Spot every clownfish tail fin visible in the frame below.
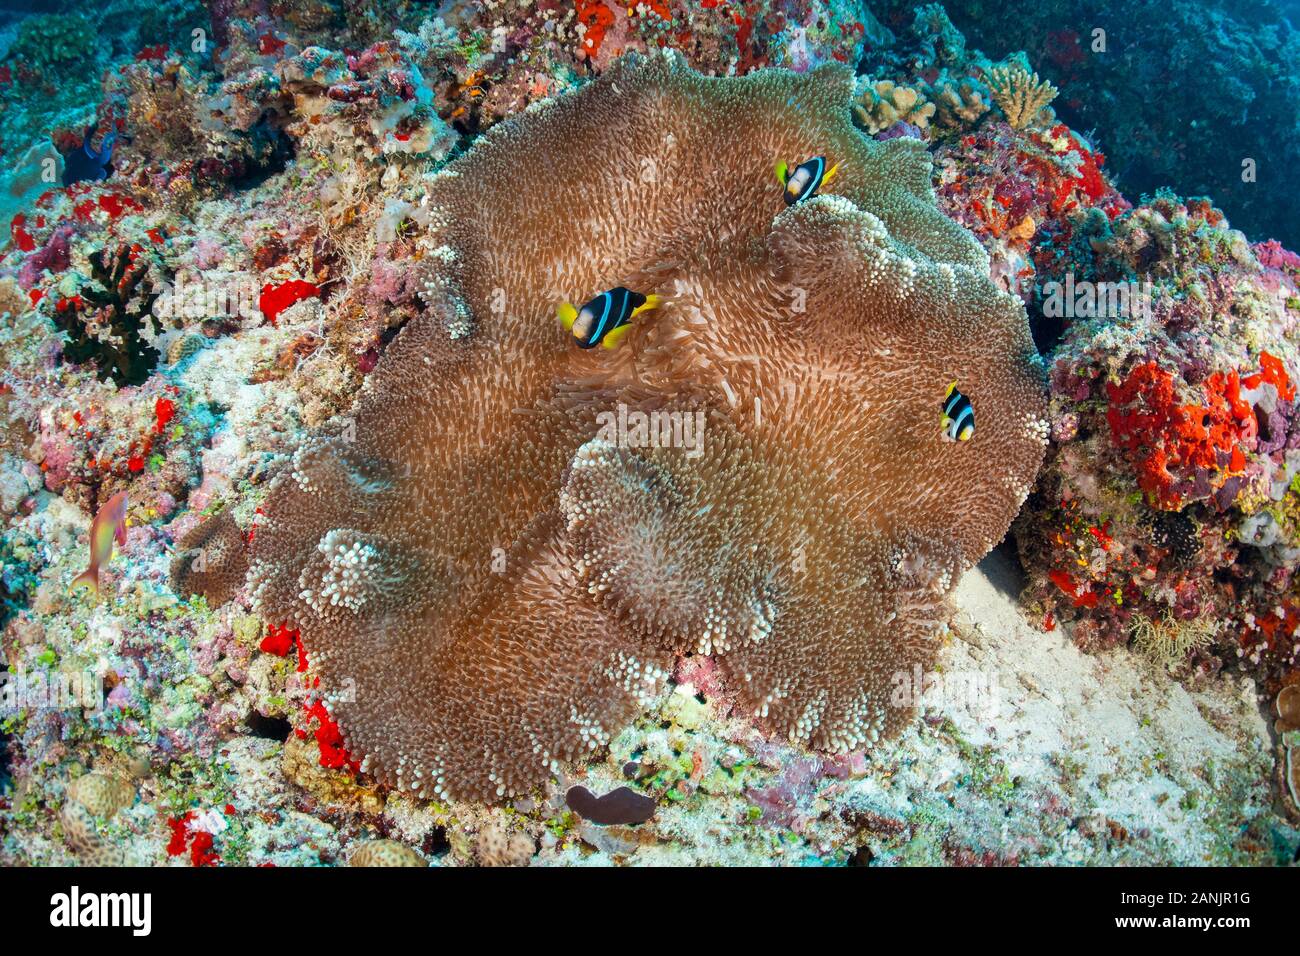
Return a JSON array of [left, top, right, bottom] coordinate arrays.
[[823, 161, 841, 185], [631, 294, 664, 318], [774, 159, 789, 185]]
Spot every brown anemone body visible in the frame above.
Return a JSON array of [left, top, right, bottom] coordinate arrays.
[[179, 53, 1047, 802]]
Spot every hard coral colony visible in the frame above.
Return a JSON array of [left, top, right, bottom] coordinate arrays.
[[0, 0, 1297, 876]]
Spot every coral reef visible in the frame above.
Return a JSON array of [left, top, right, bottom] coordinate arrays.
[[4, 14, 99, 77], [0, 0, 1297, 868], [1012, 192, 1300, 705], [872, 0, 1300, 249], [347, 838, 428, 866], [53, 245, 164, 387], [1129, 612, 1218, 671], [475, 821, 536, 866], [852, 79, 935, 135], [927, 74, 991, 130]]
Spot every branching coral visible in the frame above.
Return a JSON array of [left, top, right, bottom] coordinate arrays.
[[927, 74, 991, 130], [986, 59, 1058, 130], [53, 246, 164, 387], [175, 52, 1047, 802], [853, 79, 936, 135]]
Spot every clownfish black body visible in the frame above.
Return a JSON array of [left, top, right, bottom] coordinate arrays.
[[776, 156, 840, 206], [557, 287, 663, 349], [940, 381, 975, 442]]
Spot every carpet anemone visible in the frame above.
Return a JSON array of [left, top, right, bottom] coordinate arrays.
[[174, 51, 1047, 802]]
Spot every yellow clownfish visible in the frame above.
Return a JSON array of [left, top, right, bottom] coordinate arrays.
[[940, 381, 975, 442], [775, 156, 840, 206], [557, 287, 663, 349]]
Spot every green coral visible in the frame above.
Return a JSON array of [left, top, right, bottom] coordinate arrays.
[[0, 530, 40, 627], [5, 14, 98, 72], [98, 0, 208, 55]]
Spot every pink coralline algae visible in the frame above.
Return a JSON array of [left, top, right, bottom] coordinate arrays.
[[1255, 240, 1300, 273], [18, 224, 73, 290]]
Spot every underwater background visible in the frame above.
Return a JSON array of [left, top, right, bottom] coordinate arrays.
[[0, 0, 1298, 866]]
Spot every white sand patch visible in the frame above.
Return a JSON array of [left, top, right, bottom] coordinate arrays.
[[844, 548, 1278, 864]]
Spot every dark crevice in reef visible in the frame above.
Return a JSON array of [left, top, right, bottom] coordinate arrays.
[[0, 575, 33, 631], [226, 118, 295, 192], [421, 826, 450, 858], [440, 79, 492, 137], [847, 845, 874, 866], [0, 671, 11, 793], [245, 711, 292, 741], [377, 315, 409, 350], [980, 535, 1029, 599], [1026, 297, 1067, 356]]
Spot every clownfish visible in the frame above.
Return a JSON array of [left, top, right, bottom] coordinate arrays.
[[557, 287, 663, 349], [775, 156, 840, 206], [71, 491, 128, 598], [940, 382, 975, 442]]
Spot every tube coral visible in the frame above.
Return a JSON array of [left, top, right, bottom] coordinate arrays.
[[175, 52, 1048, 802]]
